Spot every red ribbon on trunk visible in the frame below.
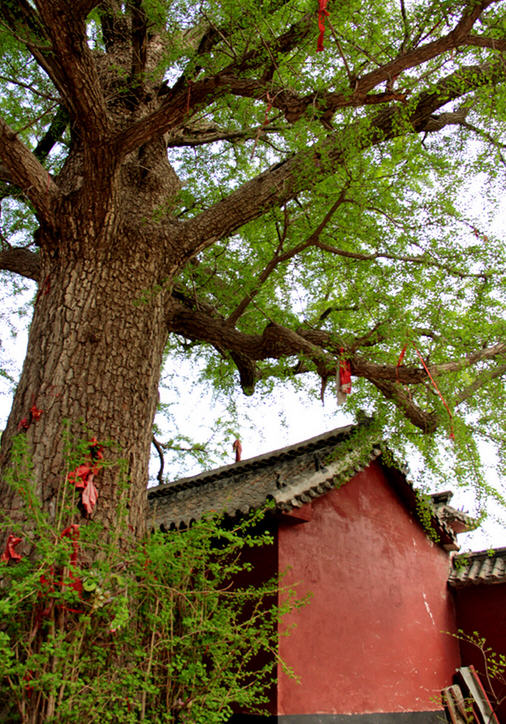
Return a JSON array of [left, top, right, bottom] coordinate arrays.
[[1, 534, 23, 562], [67, 438, 104, 514]]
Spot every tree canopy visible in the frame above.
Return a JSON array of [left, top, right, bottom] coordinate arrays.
[[0, 0, 505, 531]]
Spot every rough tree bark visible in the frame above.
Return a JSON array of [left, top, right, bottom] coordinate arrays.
[[0, 132, 185, 534]]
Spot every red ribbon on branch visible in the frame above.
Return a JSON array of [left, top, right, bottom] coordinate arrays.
[[337, 348, 352, 404], [317, 0, 329, 52], [396, 343, 408, 381], [397, 342, 455, 439]]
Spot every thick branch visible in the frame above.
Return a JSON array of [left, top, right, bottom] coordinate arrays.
[[0, 115, 60, 223], [0, 248, 40, 281], [129, 0, 148, 100], [306, 332, 506, 383], [98, 1, 130, 52], [33, 105, 69, 163], [463, 34, 506, 51], [368, 377, 439, 433], [0, 106, 68, 204], [167, 291, 506, 433], [27, 1, 109, 141]]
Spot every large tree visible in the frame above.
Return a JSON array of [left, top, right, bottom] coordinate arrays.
[[0, 0, 505, 537]]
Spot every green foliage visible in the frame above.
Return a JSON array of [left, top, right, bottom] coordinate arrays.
[[0, 437, 304, 722]]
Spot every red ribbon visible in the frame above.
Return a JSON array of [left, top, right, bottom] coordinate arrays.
[[1, 534, 23, 562], [233, 439, 242, 462], [68, 463, 99, 514], [397, 342, 455, 439], [17, 403, 43, 432], [339, 347, 352, 394], [317, 0, 329, 52], [67, 438, 104, 514], [412, 345, 455, 438], [396, 343, 408, 382]]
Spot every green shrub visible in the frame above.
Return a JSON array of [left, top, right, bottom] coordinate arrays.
[[0, 436, 305, 722]]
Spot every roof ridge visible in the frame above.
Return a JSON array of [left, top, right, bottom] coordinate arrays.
[[148, 422, 362, 500]]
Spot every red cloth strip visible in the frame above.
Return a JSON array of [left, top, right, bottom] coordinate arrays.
[[317, 0, 329, 52], [412, 345, 455, 439]]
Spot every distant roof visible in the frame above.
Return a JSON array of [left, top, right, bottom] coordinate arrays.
[[148, 422, 461, 550], [449, 547, 506, 587], [431, 490, 476, 535]]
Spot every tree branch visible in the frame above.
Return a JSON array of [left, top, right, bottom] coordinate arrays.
[[227, 190, 350, 325], [129, 0, 148, 101], [32, 105, 69, 163], [0, 247, 40, 281], [167, 290, 506, 433], [314, 238, 490, 279], [8, 0, 110, 143], [0, 106, 68, 203], [454, 363, 506, 407], [0, 115, 60, 223], [98, 0, 129, 52], [462, 34, 506, 51], [367, 377, 439, 433], [166, 123, 283, 148]]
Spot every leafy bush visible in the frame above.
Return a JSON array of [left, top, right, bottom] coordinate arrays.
[[0, 436, 305, 722]]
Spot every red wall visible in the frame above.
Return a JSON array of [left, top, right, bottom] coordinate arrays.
[[277, 461, 461, 716], [454, 584, 506, 721]]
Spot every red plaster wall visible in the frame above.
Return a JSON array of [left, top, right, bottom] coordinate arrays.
[[277, 461, 461, 716], [454, 584, 506, 721]]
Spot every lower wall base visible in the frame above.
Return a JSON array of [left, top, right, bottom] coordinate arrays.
[[229, 713, 448, 723]]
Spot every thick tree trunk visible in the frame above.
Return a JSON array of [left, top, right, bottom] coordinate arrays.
[[0, 229, 171, 538]]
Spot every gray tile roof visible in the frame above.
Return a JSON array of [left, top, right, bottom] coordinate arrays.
[[449, 547, 506, 587], [148, 423, 377, 526], [147, 422, 460, 549], [431, 490, 476, 534]]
